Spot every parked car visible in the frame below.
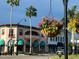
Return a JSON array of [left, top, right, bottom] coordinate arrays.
[[56, 50, 64, 55]]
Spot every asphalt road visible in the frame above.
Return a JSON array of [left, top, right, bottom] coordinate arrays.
[[0, 55, 50, 59]]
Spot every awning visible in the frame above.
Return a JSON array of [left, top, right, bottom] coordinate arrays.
[[32, 41, 39, 48], [0, 39, 4, 46], [40, 41, 45, 47], [18, 39, 24, 45]]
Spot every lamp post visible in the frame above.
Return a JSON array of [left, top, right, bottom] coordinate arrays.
[[63, 0, 68, 59]]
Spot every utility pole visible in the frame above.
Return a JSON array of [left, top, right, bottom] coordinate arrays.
[[63, 0, 68, 59]]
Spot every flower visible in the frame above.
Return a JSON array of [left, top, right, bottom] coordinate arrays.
[[38, 17, 63, 37]]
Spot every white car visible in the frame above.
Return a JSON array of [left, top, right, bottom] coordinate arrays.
[[56, 50, 64, 55]]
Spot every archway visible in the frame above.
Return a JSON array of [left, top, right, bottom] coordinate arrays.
[[7, 39, 14, 55], [40, 41, 45, 53], [32, 40, 39, 53], [26, 40, 30, 52], [25, 31, 39, 36]]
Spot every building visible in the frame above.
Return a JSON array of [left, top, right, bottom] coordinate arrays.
[[0, 24, 46, 55], [0, 24, 72, 55], [47, 28, 71, 53]]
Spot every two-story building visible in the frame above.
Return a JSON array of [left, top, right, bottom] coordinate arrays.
[[47, 28, 71, 53], [0, 24, 72, 55], [0, 24, 46, 55]]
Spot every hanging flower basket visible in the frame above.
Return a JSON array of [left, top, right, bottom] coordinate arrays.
[[38, 17, 63, 37]]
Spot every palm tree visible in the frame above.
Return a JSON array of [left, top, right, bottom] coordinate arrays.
[[7, 0, 19, 37], [67, 5, 77, 54], [7, 0, 19, 55], [67, 5, 77, 19], [25, 5, 37, 54], [62, 5, 78, 54]]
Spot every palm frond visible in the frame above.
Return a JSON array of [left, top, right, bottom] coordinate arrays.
[[7, 0, 19, 6], [15, 0, 20, 6], [25, 5, 37, 18]]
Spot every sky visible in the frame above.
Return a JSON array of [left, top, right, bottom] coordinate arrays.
[[0, 0, 79, 27]]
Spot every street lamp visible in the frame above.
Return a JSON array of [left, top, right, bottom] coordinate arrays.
[[63, 0, 68, 59]]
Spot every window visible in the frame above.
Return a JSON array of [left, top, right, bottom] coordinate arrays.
[[25, 31, 39, 36], [57, 37, 59, 42], [62, 37, 64, 42], [32, 31, 39, 35], [9, 29, 13, 37], [25, 31, 29, 35], [60, 37, 62, 42], [19, 29, 23, 35], [56, 37, 57, 42], [2, 29, 5, 35], [50, 37, 52, 41]]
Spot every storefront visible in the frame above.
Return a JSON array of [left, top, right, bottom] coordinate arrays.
[[17, 39, 24, 54], [48, 44, 57, 53], [40, 41, 45, 53], [0, 39, 4, 55], [32, 40, 39, 53], [7, 39, 14, 55]]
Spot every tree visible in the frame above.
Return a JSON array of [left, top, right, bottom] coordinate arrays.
[[25, 5, 37, 54], [67, 5, 77, 19], [7, 0, 20, 55], [7, 0, 19, 35], [67, 5, 78, 54]]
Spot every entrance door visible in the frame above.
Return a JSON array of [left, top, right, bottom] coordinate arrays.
[[7, 39, 14, 55]]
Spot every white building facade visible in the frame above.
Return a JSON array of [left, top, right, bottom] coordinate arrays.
[[47, 29, 71, 53]]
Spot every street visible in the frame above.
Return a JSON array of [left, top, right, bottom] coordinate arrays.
[[0, 55, 50, 59]]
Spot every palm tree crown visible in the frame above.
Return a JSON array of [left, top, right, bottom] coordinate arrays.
[[67, 5, 77, 19], [26, 5, 37, 18], [7, 0, 19, 6]]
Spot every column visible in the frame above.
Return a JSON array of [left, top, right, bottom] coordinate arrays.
[[14, 40, 17, 55], [23, 39, 26, 53], [4, 45, 7, 55], [45, 37, 48, 53]]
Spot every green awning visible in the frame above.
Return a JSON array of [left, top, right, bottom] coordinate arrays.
[[33, 41, 39, 48], [40, 41, 45, 47], [0, 39, 4, 46], [18, 39, 24, 45]]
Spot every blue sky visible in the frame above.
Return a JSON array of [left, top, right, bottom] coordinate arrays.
[[0, 0, 79, 27]]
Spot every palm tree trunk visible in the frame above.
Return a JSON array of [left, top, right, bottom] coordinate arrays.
[[71, 31, 75, 54], [9, 6, 13, 43], [9, 6, 13, 55], [29, 18, 32, 54], [10, 6, 13, 31]]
